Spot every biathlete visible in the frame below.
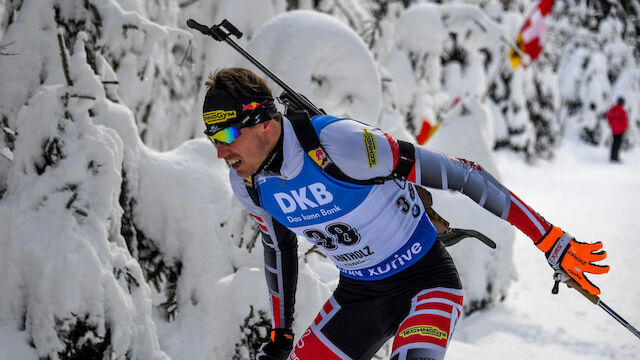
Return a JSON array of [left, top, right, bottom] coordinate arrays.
[[203, 68, 609, 360]]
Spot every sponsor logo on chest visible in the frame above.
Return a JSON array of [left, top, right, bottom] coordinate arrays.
[[273, 182, 334, 214]]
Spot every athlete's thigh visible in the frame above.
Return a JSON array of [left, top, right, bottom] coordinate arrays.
[[289, 295, 396, 360], [390, 287, 463, 360]]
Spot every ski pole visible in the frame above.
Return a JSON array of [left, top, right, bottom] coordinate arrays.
[[186, 18, 323, 117], [552, 272, 640, 340]]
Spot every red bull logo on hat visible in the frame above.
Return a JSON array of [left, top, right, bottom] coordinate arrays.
[[242, 102, 262, 111]]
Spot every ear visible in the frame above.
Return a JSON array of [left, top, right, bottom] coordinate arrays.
[[263, 119, 281, 141], [263, 119, 278, 132]]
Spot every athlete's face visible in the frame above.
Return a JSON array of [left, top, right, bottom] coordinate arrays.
[[215, 120, 279, 178]]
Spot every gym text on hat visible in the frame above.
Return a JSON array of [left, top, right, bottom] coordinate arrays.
[[204, 110, 237, 124]]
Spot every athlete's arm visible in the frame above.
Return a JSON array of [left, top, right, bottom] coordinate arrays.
[[257, 217, 298, 330], [412, 146, 609, 294], [318, 118, 608, 293], [318, 119, 550, 242], [412, 146, 551, 241], [229, 173, 298, 331]]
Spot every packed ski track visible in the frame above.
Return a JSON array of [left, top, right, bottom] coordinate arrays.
[[449, 141, 640, 360]]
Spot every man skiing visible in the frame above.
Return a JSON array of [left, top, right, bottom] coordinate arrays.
[[203, 67, 609, 360]]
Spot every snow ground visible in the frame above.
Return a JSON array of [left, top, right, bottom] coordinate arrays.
[[449, 140, 640, 360]]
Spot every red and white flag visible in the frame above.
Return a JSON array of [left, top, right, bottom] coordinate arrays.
[[509, 0, 554, 69], [416, 118, 439, 145]]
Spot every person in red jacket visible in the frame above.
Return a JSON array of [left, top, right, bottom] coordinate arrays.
[[606, 97, 629, 162]]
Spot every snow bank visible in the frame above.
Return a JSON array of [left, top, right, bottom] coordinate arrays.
[[245, 10, 382, 124]]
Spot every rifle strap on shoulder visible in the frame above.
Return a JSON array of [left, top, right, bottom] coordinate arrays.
[[244, 175, 261, 206], [247, 111, 461, 243], [392, 140, 416, 181], [287, 110, 385, 185]]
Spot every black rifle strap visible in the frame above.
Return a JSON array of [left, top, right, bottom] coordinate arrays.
[[393, 140, 416, 181], [244, 111, 417, 204], [287, 110, 386, 185], [244, 175, 261, 206]]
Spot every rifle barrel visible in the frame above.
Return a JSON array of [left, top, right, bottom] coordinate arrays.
[[187, 18, 322, 116]]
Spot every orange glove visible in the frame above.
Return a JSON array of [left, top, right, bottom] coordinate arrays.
[[536, 226, 610, 295]]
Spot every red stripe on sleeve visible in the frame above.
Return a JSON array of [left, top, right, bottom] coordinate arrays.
[[385, 133, 416, 180], [407, 165, 416, 183], [271, 295, 281, 328], [506, 191, 551, 241], [384, 133, 399, 168]]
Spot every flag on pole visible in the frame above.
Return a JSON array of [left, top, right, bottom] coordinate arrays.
[[415, 97, 460, 145], [417, 118, 439, 145], [509, 0, 554, 69]]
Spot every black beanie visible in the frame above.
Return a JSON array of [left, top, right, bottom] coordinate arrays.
[[202, 88, 278, 135]]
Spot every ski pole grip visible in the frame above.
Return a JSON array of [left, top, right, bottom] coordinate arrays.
[[565, 278, 600, 305]]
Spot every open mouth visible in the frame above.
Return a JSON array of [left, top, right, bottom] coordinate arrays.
[[228, 159, 241, 168]]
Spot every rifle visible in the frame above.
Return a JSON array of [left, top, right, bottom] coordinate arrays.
[[186, 19, 324, 117]]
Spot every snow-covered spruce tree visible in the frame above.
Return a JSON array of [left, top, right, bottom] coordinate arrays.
[[0, 13, 169, 360], [553, 0, 639, 148], [48, 0, 185, 324], [488, 58, 558, 161], [385, 3, 509, 143], [90, 0, 197, 151], [0, 0, 200, 358], [381, 3, 518, 312], [232, 306, 271, 360], [525, 59, 561, 160], [382, 3, 450, 136], [59, 0, 188, 324]]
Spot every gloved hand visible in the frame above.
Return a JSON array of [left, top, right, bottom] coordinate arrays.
[[536, 226, 610, 295], [256, 329, 294, 360]]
